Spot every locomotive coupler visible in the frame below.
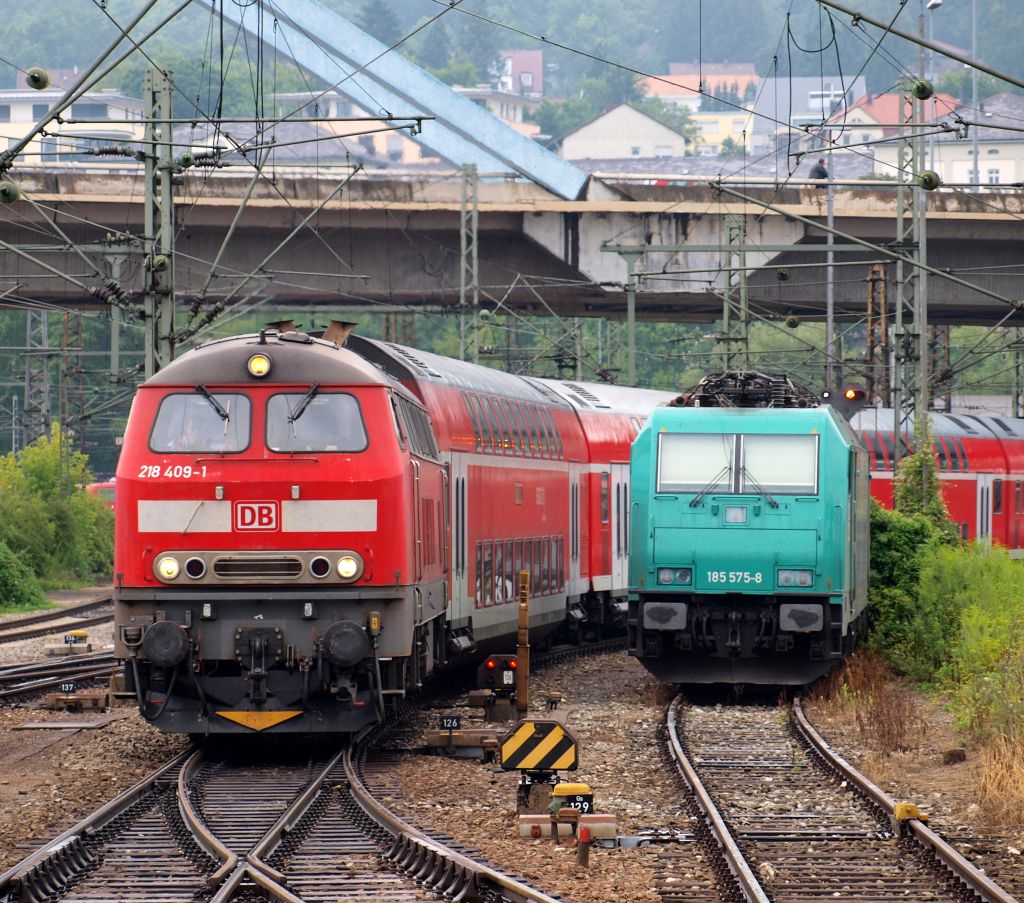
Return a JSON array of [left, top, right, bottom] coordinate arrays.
[[726, 610, 741, 654], [753, 609, 775, 652]]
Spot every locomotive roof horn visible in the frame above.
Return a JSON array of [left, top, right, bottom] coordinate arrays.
[[323, 320, 358, 346]]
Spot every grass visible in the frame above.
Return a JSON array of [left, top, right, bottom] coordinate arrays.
[[812, 651, 924, 754], [977, 735, 1024, 827]]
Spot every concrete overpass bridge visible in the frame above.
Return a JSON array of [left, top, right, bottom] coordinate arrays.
[[2, 167, 1023, 330]]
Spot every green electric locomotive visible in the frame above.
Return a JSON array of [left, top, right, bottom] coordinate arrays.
[[627, 373, 870, 685]]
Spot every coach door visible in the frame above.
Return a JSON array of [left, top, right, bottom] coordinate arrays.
[[976, 473, 995, 545], [450, 455, 470, 609], [611, 463, 630, 592], [568, 462, 583, 597]]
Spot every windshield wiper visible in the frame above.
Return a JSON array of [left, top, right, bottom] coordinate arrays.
[[288, 383, 320, 423], [688, 465, 732, 507], [741, 466, 779, 508], [196, 385, 228, 421]]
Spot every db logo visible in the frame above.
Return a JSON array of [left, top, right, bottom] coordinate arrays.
[[234, 501, 278, 531]]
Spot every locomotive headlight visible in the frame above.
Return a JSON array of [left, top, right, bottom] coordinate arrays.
[[658, 567, 692, 585], [247, 353, 272, 377], [155, 555, 181, 581], [337, 553, 363, 581], [778, 568, 813, 588]]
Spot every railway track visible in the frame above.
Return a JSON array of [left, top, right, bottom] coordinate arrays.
[[0, 727, 568, 903], [663, 695, 1021, 903], [0, 653, 118, 703], [0, 598, 113, 646]]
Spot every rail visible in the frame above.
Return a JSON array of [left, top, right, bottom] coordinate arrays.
[[346, 726, 565, 903], [793, 698, 1022, 903], [0, 749, 191, 901], [665, 695, 771, 903]]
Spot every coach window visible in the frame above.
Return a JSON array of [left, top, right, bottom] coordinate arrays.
[[463, 393, 483, 452], [533, 538, 543, 593], [267, 393, 368, 453], [544, 409, 563, 458], [150, 392, 251, 453], [483, 399, 504, 454], [881, 433, 895, 470], [954, 438, 968, 471], [493, 399, 513, 454], [504, 541, 515, 595], [469, 395, 492, 452], [934, 439, 949, 472], [994, 480, 1004, 515], [512, 402, 531, 455], [514, 539, 524, 586], [501, 400, 524, 455], [557, 536, 565, 589], [600, 472, 610, 522]]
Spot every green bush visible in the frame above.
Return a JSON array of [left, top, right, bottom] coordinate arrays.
[[0, 540, 46, 612], [937, 545, 1024, 740], [866, 501, 950, 676], [0, 427, 113, 586]]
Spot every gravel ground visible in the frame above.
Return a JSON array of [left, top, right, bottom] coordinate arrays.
[[386, 653, 703, 903], [0, 588, 114, 666], [1, 638, 1020, 900], [0, 706, 186, 871], [387, 652, 1024, 903]]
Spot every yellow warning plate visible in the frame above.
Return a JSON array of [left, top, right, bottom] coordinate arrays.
[[500, 720, 578, 771], [215, 710, 302, 731]]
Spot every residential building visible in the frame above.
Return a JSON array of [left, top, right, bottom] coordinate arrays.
[[0, 86, 143, 164], [272, 90, 438, 164], [891, 91, 1024, 186], [496, 50, 544, 98], [558, 104, 690, 160], [690, 111, 754, 156], [454, 86, 541, 137], [748, 77, 868, 155], [641, 63, 759, 113]]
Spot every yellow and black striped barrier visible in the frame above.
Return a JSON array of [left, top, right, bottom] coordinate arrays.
[[500, 720, 578, 771]]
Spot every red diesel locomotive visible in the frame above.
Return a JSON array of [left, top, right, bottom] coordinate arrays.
[[113, 325, 673, 734]]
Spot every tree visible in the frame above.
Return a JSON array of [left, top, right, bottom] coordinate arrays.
[[719, 136, 743, 156], [636, 98, 698, 148], [357, 0, 402, 47]]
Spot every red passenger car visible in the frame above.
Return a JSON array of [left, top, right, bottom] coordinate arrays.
[[114, 327, 673, 734], [853, 408, 1024, 553]]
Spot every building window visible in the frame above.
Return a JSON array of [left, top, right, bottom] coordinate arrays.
[[987, 148, 999, 155], [699, 120, 719, 134], [630, 146, 640, 156], [987, 168, 1000, 185], [32, 103, 49, 120], [0, 105, 10, 122], [520, 72, 533, 88], [70, 102, 107, 120]]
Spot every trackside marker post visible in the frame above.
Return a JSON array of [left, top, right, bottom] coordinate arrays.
[[516, 569, 530, 715]]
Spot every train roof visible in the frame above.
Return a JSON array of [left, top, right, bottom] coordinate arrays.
[[145, 331, 403, 392], [852, 407, 1024, 440], [346, 335, 571, 407], [530, 377, 676, 415]]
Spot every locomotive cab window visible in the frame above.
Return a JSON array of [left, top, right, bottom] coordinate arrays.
[[741, 435, 818, 495], [658, 433, 818, 495], [266, 392, 368, 453], [657, 433, 735, 493], [150, 392, 251, 453]]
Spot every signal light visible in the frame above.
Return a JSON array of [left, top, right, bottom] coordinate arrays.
[[828, 384, 868, 419], [486, 658, 496, 669], [508, 658, 518, 669]]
